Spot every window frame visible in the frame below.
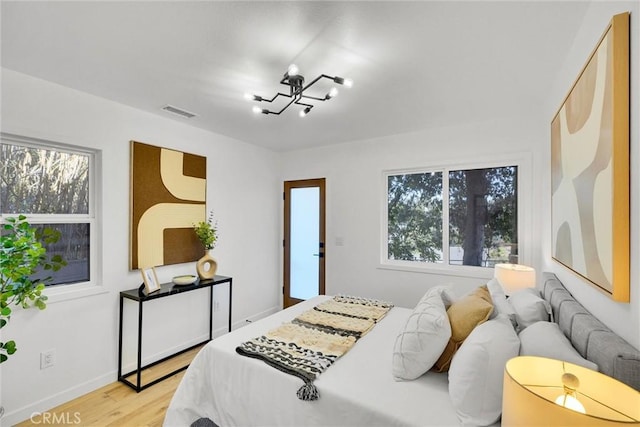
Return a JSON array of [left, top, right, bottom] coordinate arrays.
[[380, 153, 532, 279], [0, 132, 104, 303]]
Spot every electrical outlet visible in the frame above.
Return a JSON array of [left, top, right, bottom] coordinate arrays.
[[213, 300, 220, 311], [40, 349, 55, 369]]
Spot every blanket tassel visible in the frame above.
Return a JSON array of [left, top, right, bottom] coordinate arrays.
[[297, 381, 319, 401]]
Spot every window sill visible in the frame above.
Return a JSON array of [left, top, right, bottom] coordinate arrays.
[[378, 262, 494, 280], [45, 282, 107, 304]]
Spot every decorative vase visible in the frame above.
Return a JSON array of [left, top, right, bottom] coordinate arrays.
[[196, 250, 218, 280]]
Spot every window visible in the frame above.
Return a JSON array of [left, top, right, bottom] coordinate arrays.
[[384, 163, 519, 271], [1, 134, 98, 288]]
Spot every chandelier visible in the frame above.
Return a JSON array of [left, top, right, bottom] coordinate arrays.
[[244, 64, 353, 117]]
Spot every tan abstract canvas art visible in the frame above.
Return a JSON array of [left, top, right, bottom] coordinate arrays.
[[551, 13, 629, 302], [130, 141, 206, 270]]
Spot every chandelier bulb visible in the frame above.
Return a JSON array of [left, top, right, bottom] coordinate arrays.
[[343, 78, 353, 88], [288, 64, 299, 76], [252, 106, 263, 114], [299, 107, 311, 117]]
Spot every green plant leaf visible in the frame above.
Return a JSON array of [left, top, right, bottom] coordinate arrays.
[[4, 340, 17, 354]]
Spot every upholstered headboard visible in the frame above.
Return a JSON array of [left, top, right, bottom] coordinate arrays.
[[541, 272, 640, 391]]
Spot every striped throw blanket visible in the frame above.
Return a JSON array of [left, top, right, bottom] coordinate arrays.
[[236, 295, 393, 400]]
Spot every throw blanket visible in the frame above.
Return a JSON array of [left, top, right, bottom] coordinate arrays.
[[236, 295, 393, 400]]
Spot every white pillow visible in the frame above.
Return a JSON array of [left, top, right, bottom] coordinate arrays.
[[448, 315, 520, 426], [486, 278, 516, 327], [519, 321, 598, 371], [508, 288, 551, 331], [392, 287, 452, 380]]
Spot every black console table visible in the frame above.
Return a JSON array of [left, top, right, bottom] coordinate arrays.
[[117, 275, 232, 392]]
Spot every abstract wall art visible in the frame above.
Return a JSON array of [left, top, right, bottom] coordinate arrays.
[[130, 141, 206, 270], [551, 13, 629, 301]]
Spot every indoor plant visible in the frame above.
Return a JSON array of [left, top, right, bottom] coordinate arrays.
[[194, 211, 218, 280], [0, 215, 66, 363], [194, 211, 218, 250]]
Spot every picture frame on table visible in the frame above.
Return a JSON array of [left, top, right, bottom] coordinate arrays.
[[140, 267, 161, 294]]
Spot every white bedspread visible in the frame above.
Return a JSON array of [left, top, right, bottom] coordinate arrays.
[[164, 296, 459, 427]]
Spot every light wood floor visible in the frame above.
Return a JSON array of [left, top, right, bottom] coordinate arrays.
[[16, 346, 202, 427]]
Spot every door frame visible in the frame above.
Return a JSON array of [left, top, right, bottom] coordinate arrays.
[[283, 178, 326, 308]]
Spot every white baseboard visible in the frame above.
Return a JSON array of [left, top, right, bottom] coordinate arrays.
[[232, 305, 280, 330], [2, 371, 113, 427], [2, 306, 279, 426]]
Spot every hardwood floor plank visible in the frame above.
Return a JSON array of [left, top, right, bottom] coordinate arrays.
[[16, 345, 203, 427]]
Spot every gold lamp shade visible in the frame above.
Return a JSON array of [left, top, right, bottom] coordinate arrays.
[[503, 356, 640, 426]]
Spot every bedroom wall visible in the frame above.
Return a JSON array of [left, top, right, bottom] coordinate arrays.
[[281, 0, 640, 352], [280, 114, 545, 309], [542, 1, 640, 349], [0, 69, 281, 425]]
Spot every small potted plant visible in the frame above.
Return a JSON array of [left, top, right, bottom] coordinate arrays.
[[194, 211, 218, 280]]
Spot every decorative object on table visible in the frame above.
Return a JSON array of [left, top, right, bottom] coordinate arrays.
[[502, 356, 639, 426], [550, 12, 630, 302], [130, 140, 206, 270], [0, 215, 66, 364], [140, 267, 161, 294], [194, 211, 218, 280], [172, 275, 197, 286], [493, 263, 536, 295], [244, 63, 352, 117]]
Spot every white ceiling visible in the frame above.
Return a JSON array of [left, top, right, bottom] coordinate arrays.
[[1, 1, 589, 152]]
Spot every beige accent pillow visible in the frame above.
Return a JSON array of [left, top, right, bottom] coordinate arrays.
[[433, 286, 494, 372]]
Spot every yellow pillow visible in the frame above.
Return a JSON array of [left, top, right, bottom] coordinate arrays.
[[433, 286, 494, 372]]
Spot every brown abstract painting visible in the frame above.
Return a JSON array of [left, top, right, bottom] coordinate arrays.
[[551, 13, 629, 302], [130, 141, 206, 269]]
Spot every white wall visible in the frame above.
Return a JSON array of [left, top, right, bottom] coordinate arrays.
[[281, 0, 640, 351], [0, 69, 281, 425], [542, 1, 640, 349], [281, 114, 545, 308]]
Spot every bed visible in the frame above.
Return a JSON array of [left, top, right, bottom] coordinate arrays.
[[163, 272, 640, 427]]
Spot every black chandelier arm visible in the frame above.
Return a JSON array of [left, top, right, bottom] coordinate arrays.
[[264, 95, 300, 115], [257, 92, 293, 104], [300, 74, 338, 92], [294, 99, 314, 109], [300, 94, 327, 102]]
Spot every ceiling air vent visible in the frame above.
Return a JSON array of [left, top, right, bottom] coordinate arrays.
[[161, 105, 197, 119]]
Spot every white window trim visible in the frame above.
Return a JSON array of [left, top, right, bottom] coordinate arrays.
[[379, 152, 533, 279], [1, 132, 104, 303]]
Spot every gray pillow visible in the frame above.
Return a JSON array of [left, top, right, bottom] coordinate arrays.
[[519, 321, 598, 371], [508, 288, 551, 331]]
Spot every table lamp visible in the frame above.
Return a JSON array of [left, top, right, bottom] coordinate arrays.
[[503, 356, 640, 426], [494, 263, 536, 294]]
